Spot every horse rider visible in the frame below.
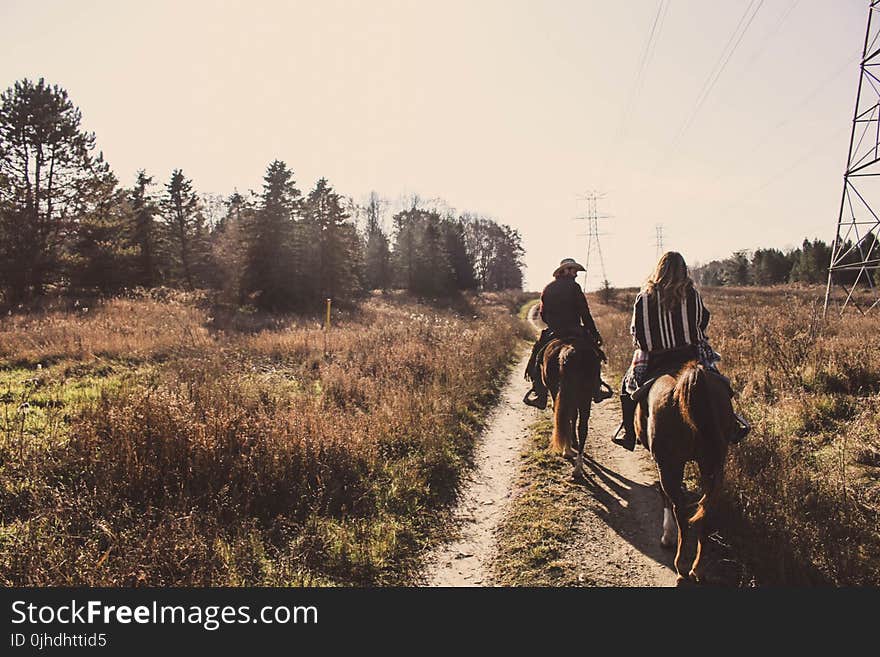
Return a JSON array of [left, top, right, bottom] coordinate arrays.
[[523, 258, 614, 409], [612, 251, 750, 451]]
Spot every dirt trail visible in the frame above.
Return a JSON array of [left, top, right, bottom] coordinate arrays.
[[423, 348, 533, 586], [424, 304, 678, 587]]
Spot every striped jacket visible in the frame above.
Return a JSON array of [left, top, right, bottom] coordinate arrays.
[[631, 285, 710, 353]]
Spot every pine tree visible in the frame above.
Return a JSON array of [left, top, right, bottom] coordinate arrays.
[[303, 178, 359, 305], [211, 190, 253, 304], [69, 178, 136, 292], [160, 169, 203, 289], [129, 170, 162, 287], [0, 78, 111, 302], [363, 191, 391, 291], [242, 160, 301, 310], [442, 217, 476, 290]]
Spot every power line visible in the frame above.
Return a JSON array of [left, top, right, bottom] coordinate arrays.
[[704, 51, 861, 188], [720, 125, 850, 215], [742, 0, 800, 69], [656, 0, 765, 170], [600, 0, 669, 188]]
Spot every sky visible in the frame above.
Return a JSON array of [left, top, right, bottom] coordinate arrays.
[[0, 0, 872, 290]]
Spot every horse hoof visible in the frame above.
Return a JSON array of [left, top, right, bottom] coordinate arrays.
[[660, 536, 675, 549], [563, 449, 577, 459]]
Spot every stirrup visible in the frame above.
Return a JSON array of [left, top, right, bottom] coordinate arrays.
[[594, 381, 614, 403], [730, 413, 751, 444], [523, 389, 547, 410]]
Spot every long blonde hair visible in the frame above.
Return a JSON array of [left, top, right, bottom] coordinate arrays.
[[643, 251, 693, 309]]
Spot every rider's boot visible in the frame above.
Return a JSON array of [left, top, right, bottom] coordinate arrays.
[[611, 394, 637, 451], [523, 349, 548, 410]]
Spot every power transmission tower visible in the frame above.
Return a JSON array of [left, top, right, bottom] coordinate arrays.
[[824, 0, 880, 316], [574, 191, 611, 291], [655, 224, 665, 259]]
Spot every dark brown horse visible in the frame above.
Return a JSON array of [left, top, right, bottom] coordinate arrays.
[[636, 360, 736, 583], [541, 336, 602, 479]]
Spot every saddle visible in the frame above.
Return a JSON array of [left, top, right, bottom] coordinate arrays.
[[630, 345, 735, 403], [630, 345, 698, 403], [545, 329, 607, 363]]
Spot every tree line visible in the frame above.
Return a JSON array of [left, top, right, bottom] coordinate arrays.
[[0, 78, 524, 310], [691, 237, 876, 287]]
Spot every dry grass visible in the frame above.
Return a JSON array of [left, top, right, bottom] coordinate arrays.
[[589, 284, 880, 585], [0, 290, 531, 585]]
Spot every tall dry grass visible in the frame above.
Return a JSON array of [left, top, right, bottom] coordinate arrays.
[[590, 285, 880, 585], [0, 290, 530, 585]]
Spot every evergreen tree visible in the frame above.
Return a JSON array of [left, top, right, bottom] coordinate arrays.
[[485, 225, 524, 290], [751, 248, 791, 285], [391, 206, 424, 291], [790, 239, 831, 284], [69, 178, 135, 292], [442, 217, 477, 290], [129, 170, 162, 287], [303, 178, 360, 304], [363, 191, 391, 291], [413, 217, 453, 296], [211, 190, 253, 304], [159, 169, 203, 289], [0, 78, 111, 302], [242, 160, 301, 310], [722, 250, 751, 286]]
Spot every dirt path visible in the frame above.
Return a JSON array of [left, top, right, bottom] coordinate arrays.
[[555, 387, 679, 587], [423, 348, 533, 586], [424, 304, 679, 587]]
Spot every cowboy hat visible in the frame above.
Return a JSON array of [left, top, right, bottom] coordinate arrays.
[[553, 258, 586, 278]]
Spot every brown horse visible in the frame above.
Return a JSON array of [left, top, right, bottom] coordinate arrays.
[[542, 336, 602, 479], [636, 360, 736, 583]]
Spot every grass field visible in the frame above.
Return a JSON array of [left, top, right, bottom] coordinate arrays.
[[3, 283, 877, 586], [592, 284, 880, 585], [0, 289, 531, 585]]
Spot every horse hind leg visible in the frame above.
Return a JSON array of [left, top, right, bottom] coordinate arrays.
[[572, 405, 590, 479], [657, 459, 688, 582], [661, 505, 676, 549], [562, 413, 577, 460], [689, 465, 721, 583]]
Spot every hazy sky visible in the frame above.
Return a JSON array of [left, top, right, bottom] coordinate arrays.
[[0, 0, 870, 289]]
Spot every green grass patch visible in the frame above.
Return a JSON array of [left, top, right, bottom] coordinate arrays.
[[493, 419, 590, 586], [517, 296, 540, 321]]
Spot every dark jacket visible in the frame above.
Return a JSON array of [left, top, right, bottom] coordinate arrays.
[[539, 277, 600, 338]]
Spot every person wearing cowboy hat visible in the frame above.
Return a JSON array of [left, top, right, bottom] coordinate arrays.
[[523, 258, 614, 409]]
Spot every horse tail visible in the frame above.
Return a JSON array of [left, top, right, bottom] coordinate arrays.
[[673, 362, 726, 525], [550, 345, 576, 453]]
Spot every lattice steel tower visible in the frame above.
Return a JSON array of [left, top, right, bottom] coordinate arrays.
[[574, 191, 610, 291], [825, 0, 880, 315]]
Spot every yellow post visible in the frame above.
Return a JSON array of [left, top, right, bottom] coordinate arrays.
[[324, 298, 332, 355]]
